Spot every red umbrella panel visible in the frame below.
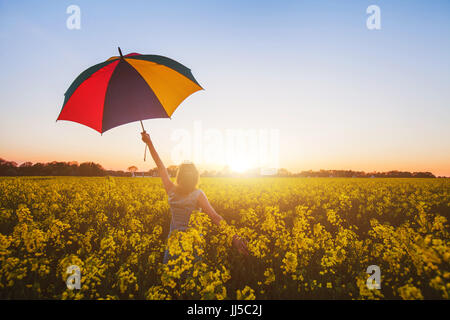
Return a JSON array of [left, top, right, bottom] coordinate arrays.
[[57, 50, 203, 133]]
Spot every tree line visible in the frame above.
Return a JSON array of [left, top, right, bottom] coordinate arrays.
[[277, 168, 437, 178], [0, 158, 128, 177], [0, 158, 439, 178]]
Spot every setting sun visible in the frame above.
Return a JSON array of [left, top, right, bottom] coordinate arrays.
[[228, 157, 252, 173]]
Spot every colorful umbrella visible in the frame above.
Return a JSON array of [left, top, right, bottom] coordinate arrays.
[[57, 47, 202, 134]]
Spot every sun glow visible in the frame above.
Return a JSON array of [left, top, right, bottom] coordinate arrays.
[[229, 158, 252, 173]]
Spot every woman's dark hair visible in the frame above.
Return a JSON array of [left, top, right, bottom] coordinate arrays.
[[174, 162, 199, 196]]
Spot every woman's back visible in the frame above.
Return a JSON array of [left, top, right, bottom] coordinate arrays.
[[167, 188, 202, 234]]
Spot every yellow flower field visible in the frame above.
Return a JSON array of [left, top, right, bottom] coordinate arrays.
[[0, 176, 449, 299]]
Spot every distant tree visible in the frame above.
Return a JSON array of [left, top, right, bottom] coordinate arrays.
[[221, 165, 231, 177], [20, 162, 33, 167], [19, 162, 33, 176], [201, 170, 218, 177], [128, 166, 138, 177], [277, 168, 291, 177], [201, 170, 210, 177], [117, 170, 127, 177], [0, 158, 18, 176], [79, 162, 105, 176], [412, 172, 435, 178], [148, 167, 159, 177], [167, 165, 178, 177]]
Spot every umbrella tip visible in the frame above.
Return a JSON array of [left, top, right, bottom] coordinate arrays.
[[118, 47, 123, 58]]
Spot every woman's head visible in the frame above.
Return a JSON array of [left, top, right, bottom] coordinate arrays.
[[174, 162, 199, 195]]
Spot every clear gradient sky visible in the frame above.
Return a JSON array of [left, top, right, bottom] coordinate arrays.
[[0, 0, 449, 175]]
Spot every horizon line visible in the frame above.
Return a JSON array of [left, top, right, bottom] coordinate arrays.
[[1, 157, 447, 178]]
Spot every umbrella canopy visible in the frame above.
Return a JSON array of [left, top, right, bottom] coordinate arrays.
[[57, 48, 202, 133]]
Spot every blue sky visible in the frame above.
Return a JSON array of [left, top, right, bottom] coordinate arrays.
[[0, 0, 449, 175]]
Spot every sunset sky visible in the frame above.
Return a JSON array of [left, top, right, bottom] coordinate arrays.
[[0, 0, 449, 176]]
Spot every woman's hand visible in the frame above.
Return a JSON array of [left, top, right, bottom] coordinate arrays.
[[141, 131, 151, 145], [232, 234, 249, 256]]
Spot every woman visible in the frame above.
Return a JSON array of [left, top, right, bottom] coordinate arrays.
[[141, 131, 249, 264]]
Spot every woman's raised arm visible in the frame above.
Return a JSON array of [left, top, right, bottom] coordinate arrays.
[[141, 131, 174, 194]]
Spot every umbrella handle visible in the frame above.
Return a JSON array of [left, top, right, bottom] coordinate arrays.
[[140, 120, 147, 161]]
